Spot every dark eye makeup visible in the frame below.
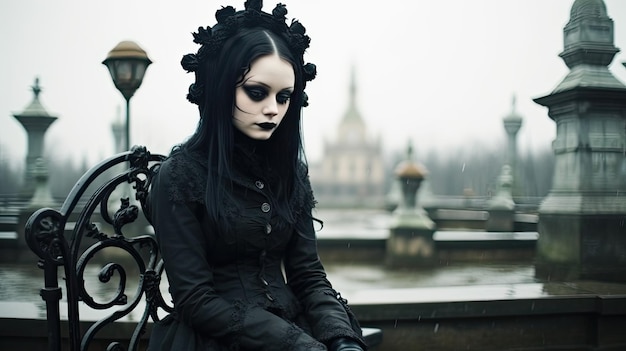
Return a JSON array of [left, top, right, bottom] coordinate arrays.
[[243, 85, 267, 101], [277, 92, 292, 104], [242, 84, 292, 105]]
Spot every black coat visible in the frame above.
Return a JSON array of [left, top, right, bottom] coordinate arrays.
[[147, 146, 365, 350]]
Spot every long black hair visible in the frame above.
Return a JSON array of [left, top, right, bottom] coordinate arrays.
[[182, 27, 309, 230]]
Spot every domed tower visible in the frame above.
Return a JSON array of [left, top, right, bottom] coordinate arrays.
[[533, 0, 626, 282], [314, 66, 386, 208]]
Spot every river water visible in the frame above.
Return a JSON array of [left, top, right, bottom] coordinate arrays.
[[0, 261, 536, 306], [0, 208, 537, 313]]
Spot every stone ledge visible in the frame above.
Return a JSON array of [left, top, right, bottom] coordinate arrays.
[[2, 281, 626, 351]]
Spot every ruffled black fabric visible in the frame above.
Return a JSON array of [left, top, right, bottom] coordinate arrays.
[[165, 147, 206, 204], [148, 139, 366, 350], [165, 141, 316, 231]]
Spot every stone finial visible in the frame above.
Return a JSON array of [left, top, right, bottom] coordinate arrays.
[[561, 0, 619, 69], [17, 77, 55, 118], [570, 0, 607, 20], [394, 142, 427, 180], [547, 0, 625, 94], [394, 141, 428, 211]]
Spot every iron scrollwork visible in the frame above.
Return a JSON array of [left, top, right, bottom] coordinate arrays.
[[25, 145, 172, 351]]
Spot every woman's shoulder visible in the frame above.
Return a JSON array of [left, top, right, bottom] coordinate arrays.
[[157, 147, 208, 204], [160, 147, 207, 172], [291, 160, 316, 216]]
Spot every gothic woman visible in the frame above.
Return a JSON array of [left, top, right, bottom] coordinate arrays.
[[147, 1, 366, 350]]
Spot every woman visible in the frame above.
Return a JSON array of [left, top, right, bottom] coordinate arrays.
[[147, 1, 366, 350]]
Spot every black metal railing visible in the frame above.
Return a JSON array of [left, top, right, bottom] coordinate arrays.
[[24, 146, 172, 351]]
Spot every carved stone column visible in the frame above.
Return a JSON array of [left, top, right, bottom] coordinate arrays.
[[533, 0, 626, 282], [12, 78, 58, 200]]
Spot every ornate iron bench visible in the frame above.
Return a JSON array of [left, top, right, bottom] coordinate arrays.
[[25, 146, 381, 350]]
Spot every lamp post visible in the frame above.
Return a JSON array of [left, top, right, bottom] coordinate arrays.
[[103, 41, 152, 151]]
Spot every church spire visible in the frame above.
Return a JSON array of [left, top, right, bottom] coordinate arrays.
[[342, 64, 363, 123]]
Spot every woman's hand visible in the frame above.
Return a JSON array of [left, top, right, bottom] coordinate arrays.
[[329, 337, 364, 351]]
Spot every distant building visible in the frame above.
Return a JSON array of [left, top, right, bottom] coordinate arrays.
[[310, 68, 386, 208]]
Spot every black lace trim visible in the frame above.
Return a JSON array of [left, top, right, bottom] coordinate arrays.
[[165, 148, 235, 212], [226, 300, 246, 350], [314, 289, 366, 348], [164, 146, 315, 226], [166, 148, 207, 204], [282, 324, 302, 349]]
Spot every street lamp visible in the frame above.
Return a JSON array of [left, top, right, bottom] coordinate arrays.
[[103, 41, 152, 151]]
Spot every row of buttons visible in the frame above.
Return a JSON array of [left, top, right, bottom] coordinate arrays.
[[256, 180, 271, 212], [256, 180, 272, 236], [256, 179, 274, 301]]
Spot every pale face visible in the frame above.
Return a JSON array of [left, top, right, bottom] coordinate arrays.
[[233, 54, 295, 140]]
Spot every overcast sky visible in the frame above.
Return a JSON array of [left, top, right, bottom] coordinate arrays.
[[2, 0, 626, 169]]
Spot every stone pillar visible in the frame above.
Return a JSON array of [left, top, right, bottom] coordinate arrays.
[[16, 157, 58, 263], [503, 95, 523, 197], [386, 143, 436, 267], [533, 0, 626, 282], [486, 165, 515, 232], [12, 78, 58, 200], [26, 158, 56, 209]]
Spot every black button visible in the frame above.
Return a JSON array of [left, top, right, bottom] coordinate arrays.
[[261, 203, 271, 213], [255, 180, 264, 189]]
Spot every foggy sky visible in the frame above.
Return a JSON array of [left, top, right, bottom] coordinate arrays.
[[1, 0, 626, 169]]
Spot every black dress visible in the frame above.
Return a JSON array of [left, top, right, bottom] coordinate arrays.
[[147, 142, 365, 350]]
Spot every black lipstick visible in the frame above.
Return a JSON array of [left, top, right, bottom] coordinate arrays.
[[257, 122, 277, 130]]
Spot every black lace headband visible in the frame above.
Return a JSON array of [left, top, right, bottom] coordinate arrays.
[[181, 0, 317, 107]]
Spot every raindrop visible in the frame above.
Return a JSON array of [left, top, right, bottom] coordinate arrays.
[[394, 319, 398, 328], [433, 323, 439, 333], [461, 163, 466, 172]]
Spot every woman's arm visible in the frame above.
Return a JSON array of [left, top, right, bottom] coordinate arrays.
[[284, 221, 367, 350], [284, 172, 367, 350]]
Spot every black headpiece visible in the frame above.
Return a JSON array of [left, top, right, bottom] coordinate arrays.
[[181, 0, 317, 107]]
